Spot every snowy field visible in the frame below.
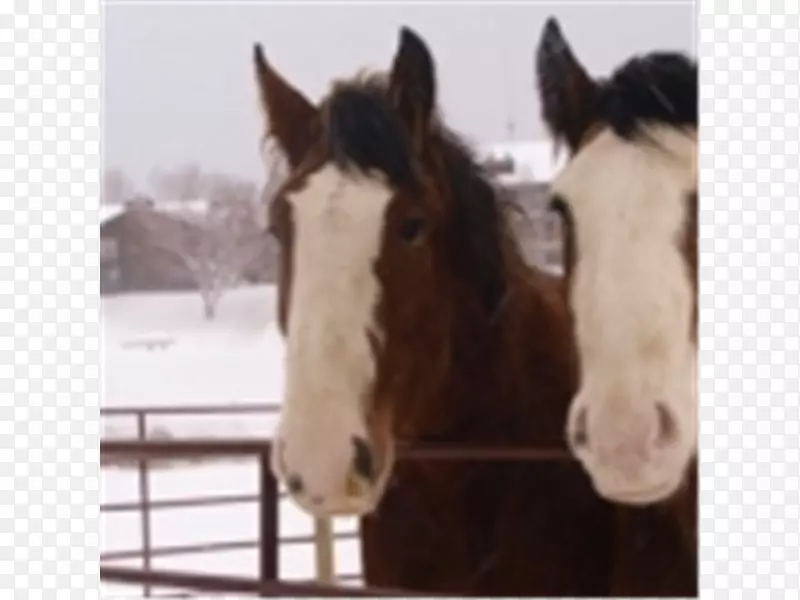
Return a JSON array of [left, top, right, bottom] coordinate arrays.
[[102, 286, 284, 416], [101, 285, 364, 596]]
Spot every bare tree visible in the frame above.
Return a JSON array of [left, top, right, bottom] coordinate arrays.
[[202, 171, 259, 208], [102, 167, 136, 204], [148, 162, 204, 203], [143, 168, 269, 320]]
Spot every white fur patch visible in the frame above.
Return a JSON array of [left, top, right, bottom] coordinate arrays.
[[553, 125, 697, 501], [275, 163, 392, 511]]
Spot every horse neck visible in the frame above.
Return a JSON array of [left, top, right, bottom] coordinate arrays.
[[412, 262, 579, 446], [483, 265, 579, 444]]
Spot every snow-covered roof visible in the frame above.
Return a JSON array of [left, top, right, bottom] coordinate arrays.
[[100, 204, 126, 225], [100, 198, 212, 226], [156, 198, 210, 216], [477, 140, 568, 185]]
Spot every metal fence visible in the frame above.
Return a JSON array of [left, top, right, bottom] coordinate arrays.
[[101, 404, 368, 596], [100, 403, 573, 596]]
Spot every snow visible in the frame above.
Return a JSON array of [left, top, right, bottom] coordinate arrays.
[[101, 285, 364, 595], [156, 198, 210, 216], [102, 285, 285, 438], [101, 203, 127, 225]]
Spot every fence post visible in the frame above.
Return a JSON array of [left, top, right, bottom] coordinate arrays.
[[258, 449, 278, 595], [314, 517, 335, 584], [136, 411, 153, 597]]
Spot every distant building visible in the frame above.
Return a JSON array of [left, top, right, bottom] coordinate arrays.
[[102, 141, 563, 296], [100, 197, 202, 295], [478, 140, 567, 273], [502, 180, 563, 272], [100, 196, 275, 296]]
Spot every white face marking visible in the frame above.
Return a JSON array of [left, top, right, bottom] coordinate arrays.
[[553, 125, 697, 504], [274, 163, 393, 515]]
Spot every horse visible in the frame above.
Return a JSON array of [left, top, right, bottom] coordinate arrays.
[[252, 25, 694, 596], [534, 16, 698, 593]]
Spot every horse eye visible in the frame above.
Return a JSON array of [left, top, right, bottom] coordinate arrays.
[[548, 196, 569, 217], [399, 217, 425, 242]]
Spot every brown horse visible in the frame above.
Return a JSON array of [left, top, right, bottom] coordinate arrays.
[[534, 16, 698, 593], [253, 26, 694, 596]]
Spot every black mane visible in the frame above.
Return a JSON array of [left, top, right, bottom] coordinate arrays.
[[323, 78, 509, 312], [598, 52, 697, 140], [325, 80, 419, 191]]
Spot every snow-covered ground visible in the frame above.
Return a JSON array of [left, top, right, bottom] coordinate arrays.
[[102, 285, 285, 437], [102, 285, 283, 405], [101, 285, 364, 596]]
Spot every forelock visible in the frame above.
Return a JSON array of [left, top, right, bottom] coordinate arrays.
[[322, 78, 419, 191]]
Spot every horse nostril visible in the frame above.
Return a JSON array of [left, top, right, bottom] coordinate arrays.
[[571, 407, 589, 449], [352, 436, 375, 483], [572, 408, 589, 449], [654, 402, 678, 446], [286, 473, 304, 495]]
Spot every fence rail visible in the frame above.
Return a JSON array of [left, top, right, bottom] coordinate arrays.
[[101, 403, 281, 416], [102, 438, 573, 462], [100, 566, 418, 597], [102, 404, 283, 596], [101, 403, 575, 596]]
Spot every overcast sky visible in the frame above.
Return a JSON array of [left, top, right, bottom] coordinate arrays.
[[104, 0, 695, 191]]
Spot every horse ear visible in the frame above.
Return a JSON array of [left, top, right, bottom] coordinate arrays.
[[253, 44, 320, 168], [535, 18, 599, 152], [388, 27, 436, 143]]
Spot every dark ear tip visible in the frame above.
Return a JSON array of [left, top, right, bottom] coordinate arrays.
[[399, 25, 427, 54], [538, 16, 567, 55], [253, 43, 267, 66], [543, 16, 562, 37]]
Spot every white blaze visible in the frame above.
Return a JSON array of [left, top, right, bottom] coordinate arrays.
[[276, 163, 392, 504], [552, 125, 698, 494]]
